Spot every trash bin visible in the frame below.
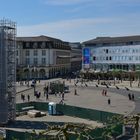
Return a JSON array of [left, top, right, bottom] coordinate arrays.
[[48, 102, 56, 115]]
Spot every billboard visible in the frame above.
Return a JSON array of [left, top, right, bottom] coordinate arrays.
[[83, 48, 90, 68]]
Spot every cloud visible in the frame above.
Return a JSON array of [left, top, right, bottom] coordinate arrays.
[[17, 18, 116, 41], [44, 0, 93, 5], [43, 0, 140, 6], [17, 15, 140, 42]]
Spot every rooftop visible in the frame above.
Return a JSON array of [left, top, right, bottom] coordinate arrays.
[[17, 35, 64, 43], [83, 35, 140, 45]]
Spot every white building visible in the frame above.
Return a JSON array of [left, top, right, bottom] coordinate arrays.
[[82, 36, 140, 72], [16, 35, 71, 80]]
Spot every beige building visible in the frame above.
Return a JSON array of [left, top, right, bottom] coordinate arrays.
[[16, 35, 71, 80]]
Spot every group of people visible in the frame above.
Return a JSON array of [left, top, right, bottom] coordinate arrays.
[[35, 91, 41, 99], [21, 94, 30, 102], [128, 93, 135, 101], [102, 89, 108, 96]]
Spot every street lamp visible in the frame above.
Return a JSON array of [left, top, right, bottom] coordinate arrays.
[[33, 66, 36, 96], [27, 65, 30, 87]]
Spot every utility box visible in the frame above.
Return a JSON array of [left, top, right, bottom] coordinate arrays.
[[48, 102, 56, 115]]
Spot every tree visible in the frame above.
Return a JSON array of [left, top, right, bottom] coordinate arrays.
[[30, 123, 95, 140]]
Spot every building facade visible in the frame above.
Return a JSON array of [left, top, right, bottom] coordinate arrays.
[[82, 36, 140, 72], [69, 42, 82, 74], [16, 35, 71, 80], [0, 19, 16, 124]]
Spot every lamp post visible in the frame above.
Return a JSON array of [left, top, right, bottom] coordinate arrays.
[[33, 66, 36, 96], [27, 65, 30, 87]]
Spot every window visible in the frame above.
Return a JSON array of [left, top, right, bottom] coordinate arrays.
[[34, 58, 38, 65], [93, 56, 96, 61], [136, 56, 138, 61], [25, 58, 30, 65], [125, 56, 127, 61], [106, 57, 108, 60], [109, 56, 112, 60], [106, 49, 108, 54], [42, 58, 46, 65], [34, 50, 38, 56], [132, 49, 135, 53], [42, 50, 46, 56], [129, 56, 132, 61], [16, 58, 18, 65], [16, 50, 18, 56], [25, 50, 30, 56]]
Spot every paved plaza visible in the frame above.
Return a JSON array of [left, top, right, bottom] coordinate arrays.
[[16, 78, 140, 115]]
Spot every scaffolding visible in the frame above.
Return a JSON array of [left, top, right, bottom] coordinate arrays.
[[0, 19, 16, 124]]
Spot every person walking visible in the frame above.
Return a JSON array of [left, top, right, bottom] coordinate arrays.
[[46, 93, 49, 100], [128, 93, 131, 100], [27, 95, 30, 102], [22, 94, 25, 102], [62, 92, 64, 100], [108, 98, 111, 105], [104, 90, 107, 96], [132, 93, 134, 101], [74, 88, 77, 95], [102, 89, 105, 96]]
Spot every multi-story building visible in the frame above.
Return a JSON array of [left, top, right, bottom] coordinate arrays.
[[16, 35, 71, 80], [82, 36, 140, 72], [69, 42, 82, 74]]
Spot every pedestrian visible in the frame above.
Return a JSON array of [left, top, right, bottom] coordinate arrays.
[[27, 95, 30, 102], [102, 89, 104, 96], [74, 88, 77, 95], [54, 92, 57, 96], [128, 93, 131, 100], [21, 94, 23, 100], [62, 92, 64, 100], [59, 99, 63, 104], [46, 93, 49, 100], [74, 83, 77, 87], [22, 94, 25, 102], [105, 90, 107, 96], [108, 98, 111, 105], [85, 83, 88, 87], [132, 94, 134, 101], [39, 92, 41, 98], [43, 87, 46, 96]]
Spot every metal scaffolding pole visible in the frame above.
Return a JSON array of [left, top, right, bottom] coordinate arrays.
[[0, 19, 16, 124]]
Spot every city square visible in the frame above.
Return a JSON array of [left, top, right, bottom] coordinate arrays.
[[0, 0, 140, 139]]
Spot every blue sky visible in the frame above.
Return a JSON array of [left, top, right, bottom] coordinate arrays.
[[1, 0, 140, 42]]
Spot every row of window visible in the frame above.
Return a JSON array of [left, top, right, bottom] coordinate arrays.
[[25, 50, 46, 56], [88, 41, 140, 47], [16, 50, 46, 56], [25, 58, 47, 65], [93, 48, 140, 54], [92, 56, 140, 61]]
